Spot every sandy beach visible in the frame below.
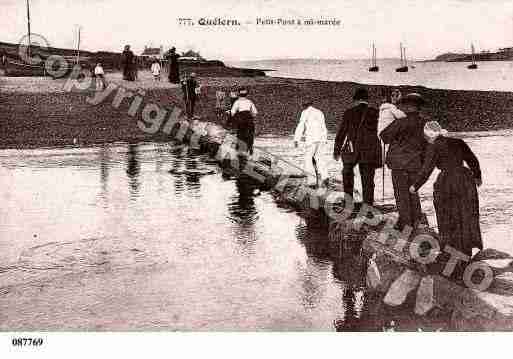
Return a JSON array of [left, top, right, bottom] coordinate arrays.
[[1, 70, 513, 149]]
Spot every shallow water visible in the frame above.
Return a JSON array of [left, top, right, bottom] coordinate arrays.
[[232, 59, 513, 92], [0, 131, 512, 331]]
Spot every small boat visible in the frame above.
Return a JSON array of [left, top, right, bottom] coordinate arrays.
[[368, 43, 379, 72], [3, 58, 47, 77], [395, 43, 408, 72], [467, 43, 478, 69]]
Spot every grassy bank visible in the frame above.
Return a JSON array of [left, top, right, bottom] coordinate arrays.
[[1, 72, 513, 149]]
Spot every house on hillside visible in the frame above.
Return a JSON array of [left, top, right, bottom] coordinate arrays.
[[498, 47, 513, 54], [140, 46, 164, 59]]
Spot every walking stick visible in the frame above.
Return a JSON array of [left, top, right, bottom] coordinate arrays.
[[382, 141, 386, 203]]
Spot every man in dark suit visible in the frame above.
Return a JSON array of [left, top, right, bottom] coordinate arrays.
[[334, 88, 382, 206], [181, 72, 199, 119], [380, 93, 428, 229]]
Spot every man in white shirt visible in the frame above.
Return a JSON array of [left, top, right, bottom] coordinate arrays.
[[294, 99, 329, 187], [231, 88, 258, 155], [231, 89, 258, 118]]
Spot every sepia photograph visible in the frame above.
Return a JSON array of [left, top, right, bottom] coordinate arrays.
[[1, 0, 513, 355]]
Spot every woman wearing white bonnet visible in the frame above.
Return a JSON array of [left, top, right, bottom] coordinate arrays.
[[423, 120, 448, 142], [410, 120, 483, 276]]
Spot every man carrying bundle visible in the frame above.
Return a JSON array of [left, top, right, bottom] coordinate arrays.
[[294, 98, 329, 188]]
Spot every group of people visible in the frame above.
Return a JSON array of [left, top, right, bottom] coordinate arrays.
[[119, 45, 181, 84], [291, 87, 483, 260]]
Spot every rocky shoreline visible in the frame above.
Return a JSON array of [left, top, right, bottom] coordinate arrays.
[[1, 72, 513, 149]]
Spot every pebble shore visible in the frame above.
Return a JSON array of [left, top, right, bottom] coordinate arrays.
[[1, 71, 513, 149]]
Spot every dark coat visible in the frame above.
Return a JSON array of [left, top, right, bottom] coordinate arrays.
[[412, 137, 483, 255], [380, 113, 428, 171], [181, 78, 198, 101], [334, 103, 382, 167], [121, 50, 135, 80], [166, 52, 180, 83]]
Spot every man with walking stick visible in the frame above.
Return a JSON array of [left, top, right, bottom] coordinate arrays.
[[294, 97, 329, 188]]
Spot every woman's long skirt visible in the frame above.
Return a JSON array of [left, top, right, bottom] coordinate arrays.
[[433, 166, 483, 257]]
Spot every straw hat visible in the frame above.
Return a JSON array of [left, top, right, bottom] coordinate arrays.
[[424, 121, 448, 139]]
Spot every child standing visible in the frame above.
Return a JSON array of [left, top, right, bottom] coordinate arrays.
[[94, 63, 106, 90], [151, 59, 161, 81]]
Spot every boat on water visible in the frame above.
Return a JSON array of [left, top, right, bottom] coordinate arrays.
[[368, 43, 379, 72], [395, 43, 408, 72], [467, 43, 478, 69]]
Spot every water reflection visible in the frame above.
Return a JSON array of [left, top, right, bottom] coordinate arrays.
[[184, 150, 201, 197], [170, 147, 185, 195], [126, 143, 140, 200], [228, 176, 260, 226], [332, 257, 372, 331], [295, 222, 377, 330], [227, 176, 261, 254], [294, 225, 333, 310], [99, 144, 110, 205]]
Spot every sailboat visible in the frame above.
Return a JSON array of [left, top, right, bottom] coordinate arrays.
[[467, 43, 478, 69], [395, 43, 408, 72], [4, 0, 47, 76], [368, 43, 379, 72]]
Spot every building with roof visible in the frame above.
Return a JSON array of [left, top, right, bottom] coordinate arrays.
[[140, 46, 164, 59]]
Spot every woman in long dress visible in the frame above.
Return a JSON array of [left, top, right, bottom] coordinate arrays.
[[409, 121, 483, 258], [166, 47, 180, 83]]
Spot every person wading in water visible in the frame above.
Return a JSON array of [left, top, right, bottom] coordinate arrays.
[[230, 88, 257, 156]]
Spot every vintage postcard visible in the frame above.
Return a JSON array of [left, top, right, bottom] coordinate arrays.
[[1, 0, 513, 356]]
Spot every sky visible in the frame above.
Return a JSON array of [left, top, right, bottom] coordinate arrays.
[[1, 0, 513, 61]]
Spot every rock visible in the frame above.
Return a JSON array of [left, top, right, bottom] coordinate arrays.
[[481, 259, 513, 274], [488, 272, 513, 296], [473, 248, 513, 262], [415, 275, 435, 315], [366, 255, 381, 289], [384, 269, 421, 306], [452, 288, 513, 330], [432, 274, 465, 311]]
